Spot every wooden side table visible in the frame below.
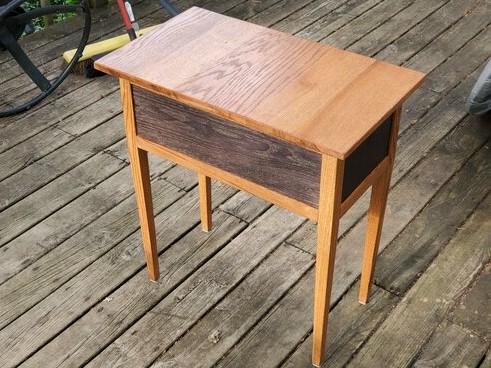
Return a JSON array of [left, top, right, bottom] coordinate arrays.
[[95, 7, 424, 366]]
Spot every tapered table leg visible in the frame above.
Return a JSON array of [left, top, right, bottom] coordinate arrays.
[[359, 107, 401, 304], [120, 79, 159, 281], [198, 174, 212, 232], [358, 169, 391, 304], [312, 155, 344, 367]]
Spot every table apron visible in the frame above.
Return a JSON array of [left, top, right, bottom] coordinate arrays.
[[132, 86, 393, 216]]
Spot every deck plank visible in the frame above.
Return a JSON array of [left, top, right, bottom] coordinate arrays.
[[0, 145, 125, 245], [0, 183, 236, 367], [405, 1, 490, 73], [0, 164, 181, 325], [295, 0, 384, 42], [219, 191, 271, 223], [375, 0, 486, 65], [0, 144, 176, 284], [347, 0, 450, 57], [0, 90, 121, 181], [412, 321, 488, 368], [481, 351, 491, 368], [280, 285, 399, 368], [19, 209, 246, 368], [0, 153, 126, 284], [246, 0, 319, 27], [320, 0, 413, 49], [376, 127, 491, 294], [150, 243, 313, 368], [346, 192, 490, 367], [425, 26, 491, 94], [0, 117, 125, 234], [82, 206, 305, 368], [0, 77, 119, 152], [272, 0, 354, 35], [451, 263, 491, 340]]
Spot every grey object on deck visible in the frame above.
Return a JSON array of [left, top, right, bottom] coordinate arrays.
[[466, 59, 491, 117]]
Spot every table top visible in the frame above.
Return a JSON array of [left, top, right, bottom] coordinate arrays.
[[95, 6, 425, 159]]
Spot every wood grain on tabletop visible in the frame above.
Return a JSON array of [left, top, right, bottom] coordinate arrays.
[[95, 6, 425, 159]]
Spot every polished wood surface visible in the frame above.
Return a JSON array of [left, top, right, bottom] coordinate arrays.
[[95, 7, 424, 159]]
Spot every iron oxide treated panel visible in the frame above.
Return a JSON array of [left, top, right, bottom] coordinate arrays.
[[133, 86, 322, 207], [343, 116, 392, 200], [133, 86, 392, 208]]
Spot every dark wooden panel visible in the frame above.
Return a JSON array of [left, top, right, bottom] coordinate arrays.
[[133, 86, 322, 207], [133, 87, 392, 208], [343, 116, 392, 200]]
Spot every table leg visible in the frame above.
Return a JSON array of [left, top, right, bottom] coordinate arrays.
[[129, 148, 160, 281], [312, 155, 344, 367], [198, 174, 212, 232], [359, 107, 401, 304], [358, 168, 391, 304], [120, 79, 159, 281]]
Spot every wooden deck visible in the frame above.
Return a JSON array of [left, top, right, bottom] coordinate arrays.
[[1, 0, 490, 367]]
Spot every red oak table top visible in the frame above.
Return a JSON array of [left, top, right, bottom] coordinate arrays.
[[95, 6, 425, 159]]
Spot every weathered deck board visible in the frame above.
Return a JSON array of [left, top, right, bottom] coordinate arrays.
[[0, 153, 126, 282], [376, 0, 487, 65], [18, 209, 247, 368], [150, 242, 312, 368], [450, 263, 491, 340], [272, 0, 359, 35], [280, 284, 399, 368], [347, 192, 490, 367], [320, 0, 414, 49], [0, 139, 123, 240], [83, 206, 305, 368], [412, 321, 488, 368], [347, 0, 450, 56], [0, 90, 121, 181], [482, 351, 491, 368], [295, 0, 385, 43], [1, 1, 490, 367], [0, 162, 178, 322], [0, 141, 177, 284], [0, 183, 236, 367], [0, 77, 119, 151], [376, 128, 491, 294]]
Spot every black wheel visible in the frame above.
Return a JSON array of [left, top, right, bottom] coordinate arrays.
[[0, 0, 91, 117]]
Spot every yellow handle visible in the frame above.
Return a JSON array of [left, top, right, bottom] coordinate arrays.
[[63, 25, 160, 63]]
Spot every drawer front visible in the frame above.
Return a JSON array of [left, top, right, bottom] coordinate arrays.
[[133, 87, 392, 208]]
